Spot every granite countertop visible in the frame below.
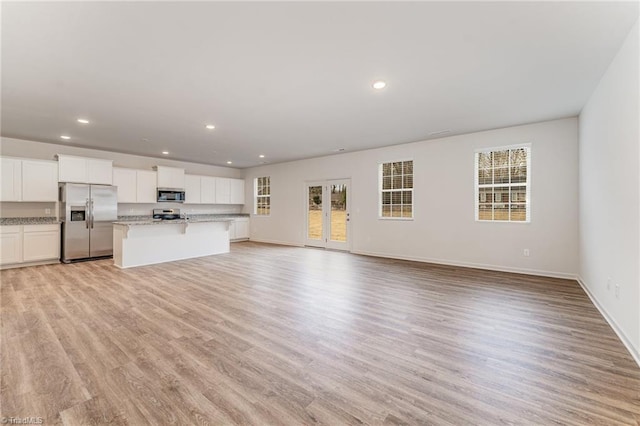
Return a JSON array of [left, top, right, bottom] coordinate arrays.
[[113, 217, 235, 226], [0, 217, 61, 226], [114, 213, 248, 226]]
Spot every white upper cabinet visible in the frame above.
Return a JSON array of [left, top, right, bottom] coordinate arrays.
[[1, 158, 22, 201], [22, 160, 58, 201], [184, 175, 221, 204], [215, 177, 231, 204], [200, 176, 216, 204], [57, 155, 86, 183], [155, 166, 185, 189], [112, 167, 137, 203], [136, 170, 157, 203], [58, 155, 112, 184], [230, 178, 245, 204], [113, 167, 157, 203], [184, 175, 201, 204], [87, 158, 114, 184], [1, 157, 58, 202]]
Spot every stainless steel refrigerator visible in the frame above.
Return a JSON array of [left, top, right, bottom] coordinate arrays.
[[59, 183, 118, 263]]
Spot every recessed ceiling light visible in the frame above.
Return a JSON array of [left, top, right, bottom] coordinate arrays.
[[205, 124, 215, 130], [372, 80, 386, 90], [77, 118, 90, 124], [226, 161, 232, 164], [60, 135, 71, 140], [259, 154, 265, 158], [162, 151, 169, 155]]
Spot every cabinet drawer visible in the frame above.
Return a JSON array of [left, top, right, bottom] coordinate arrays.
[[24, 224, 59, 233], [0, 226, 22, 234]]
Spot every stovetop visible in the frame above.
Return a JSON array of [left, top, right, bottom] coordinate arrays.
[[152, 208, 181, 221]]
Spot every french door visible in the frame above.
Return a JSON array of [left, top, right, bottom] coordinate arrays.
[[305, 179, 350, 250]]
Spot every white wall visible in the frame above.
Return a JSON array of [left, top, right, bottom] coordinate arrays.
[[578, 20, 639, 361], [245, 118, 579, 278]]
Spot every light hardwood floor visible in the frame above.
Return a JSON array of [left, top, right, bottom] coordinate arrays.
[[1, 242, 639, 425]]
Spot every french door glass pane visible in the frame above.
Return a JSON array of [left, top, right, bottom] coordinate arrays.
[[330, 184, 347, 242], [308, 186, 323, 240]]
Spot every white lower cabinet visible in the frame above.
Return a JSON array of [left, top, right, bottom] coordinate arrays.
[[0, 224, 60, 267], [0, 226, 22, 264], [230, 217, 249, 241], [23, 225, 60, 262]]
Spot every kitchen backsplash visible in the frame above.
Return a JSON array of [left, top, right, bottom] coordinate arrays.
[[118, 203, 242, 216], [0, 202, 57, 218], [0, 201, 242, 219]]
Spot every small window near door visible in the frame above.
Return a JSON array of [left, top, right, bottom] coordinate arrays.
[[379, 160, 413, 219], [254, 176, 270, 215]]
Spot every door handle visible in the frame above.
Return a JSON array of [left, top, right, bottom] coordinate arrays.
[[85, 199, 90, 229], [90, 199, 94, 229]]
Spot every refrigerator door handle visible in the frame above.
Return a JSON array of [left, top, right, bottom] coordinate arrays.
[[90, 199, 94, 229], [86, 198, 90, 229]]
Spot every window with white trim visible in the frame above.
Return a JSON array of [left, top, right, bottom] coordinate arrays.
[[380, 160, 413, 218], [254, 176, 270, 215], [475, 145, 530, 222]]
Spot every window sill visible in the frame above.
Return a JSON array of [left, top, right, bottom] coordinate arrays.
[[378, 217, 414, 221], [475, 219, 530, 224]]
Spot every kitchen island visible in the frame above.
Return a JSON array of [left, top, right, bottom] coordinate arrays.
[[112, 218, 232, 268]]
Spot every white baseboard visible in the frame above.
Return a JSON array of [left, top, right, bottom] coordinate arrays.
[[351, 249, 577, 280], [576, 276, 640, 368], [0, 259, 60, 270], [248, 238, 304, 248]]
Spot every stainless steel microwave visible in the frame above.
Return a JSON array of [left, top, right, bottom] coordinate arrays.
[[157, 188, 185, 203]]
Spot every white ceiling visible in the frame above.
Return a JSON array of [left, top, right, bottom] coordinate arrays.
[[2, 2, 638, 168]]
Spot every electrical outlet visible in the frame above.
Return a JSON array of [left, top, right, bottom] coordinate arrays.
[[523, 249, 530, 257], [607, 277, 611, 290], [615, 283, 620, 299], [45, 208, 51, 215]]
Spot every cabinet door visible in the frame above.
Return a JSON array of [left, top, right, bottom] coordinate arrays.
[[58, 155, 88, 183], [184, 175, 201, 204], [23, 225, 60, 262], [234, 219, 249, 239], [200, 176, 216, 204], [22, 160, 58, 201], [87, 159, 113, 184], [0, 158, 22, 201], [136, 171, 157, 203], [230, 179, 245, 204], [215, 178, 231, 204], [112, 168, 137, 203], [156, 166, 185, 189], [0, 226, 22, 265]]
